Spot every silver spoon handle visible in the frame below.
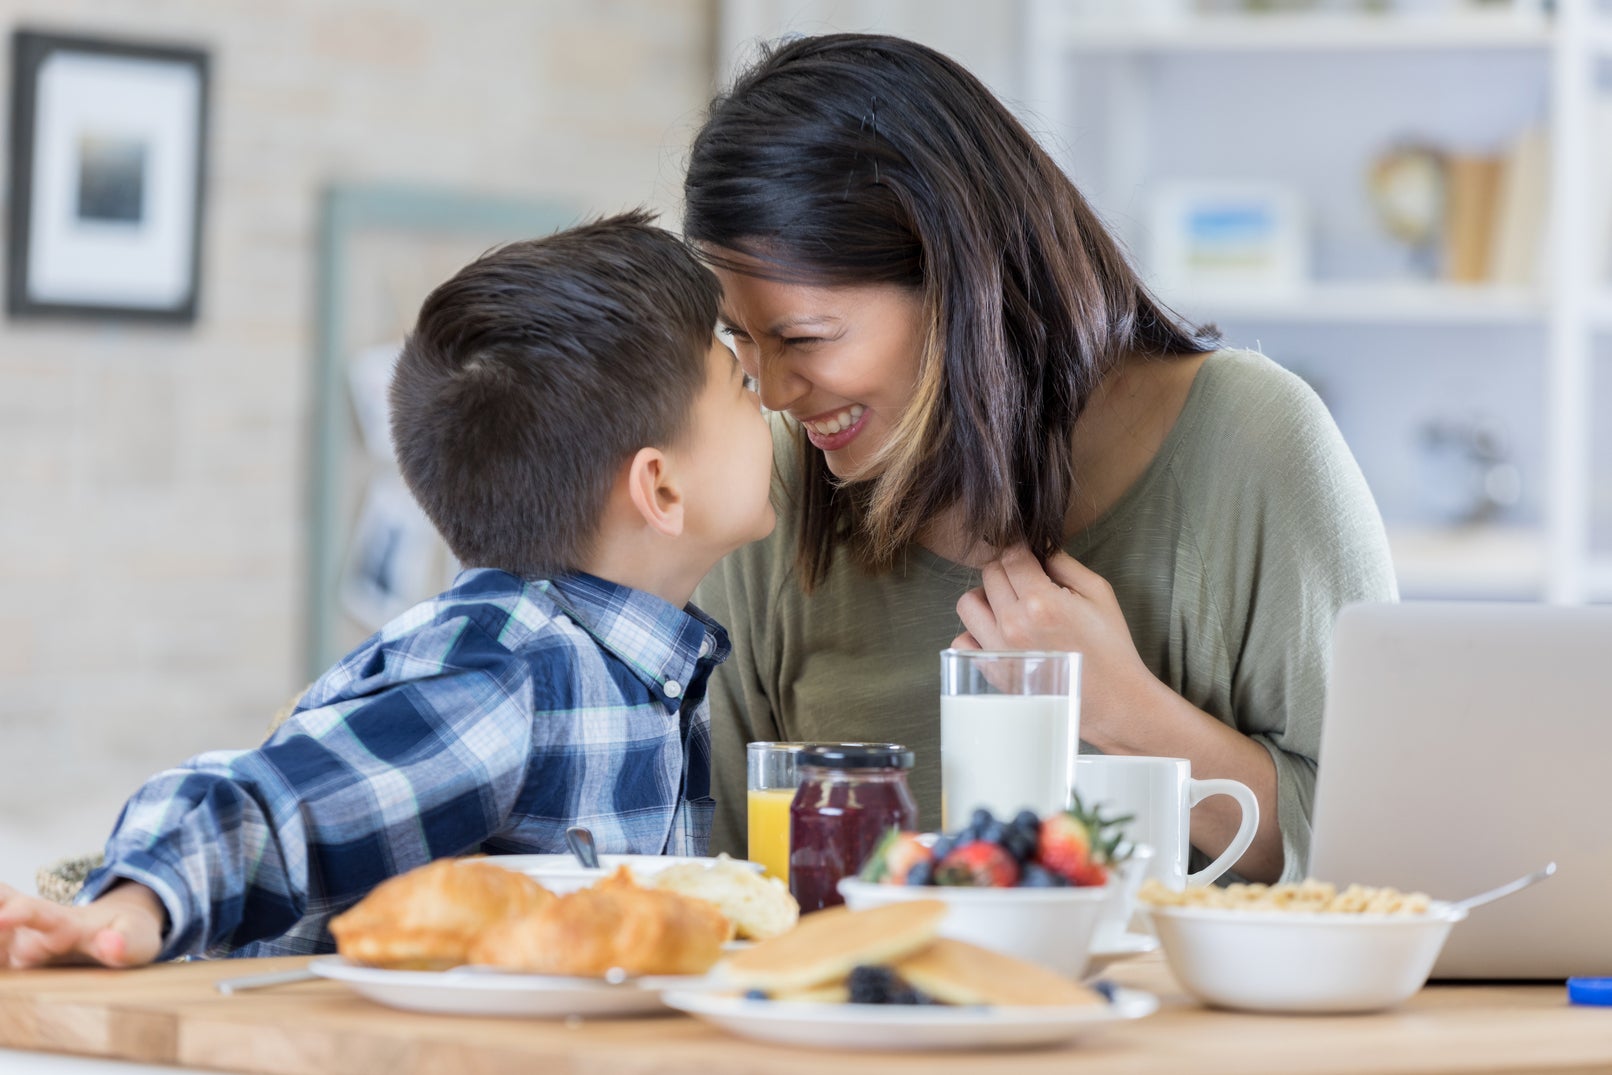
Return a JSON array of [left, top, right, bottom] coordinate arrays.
[[565, 825, 601, 869], [215, 967, 320, 994], [1453, 861, 1557, 913]]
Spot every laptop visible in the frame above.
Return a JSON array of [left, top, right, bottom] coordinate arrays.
[[1309, 601, 1612, 980]]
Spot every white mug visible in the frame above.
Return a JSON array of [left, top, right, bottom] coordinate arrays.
[[1073, 754, 1259, 889]]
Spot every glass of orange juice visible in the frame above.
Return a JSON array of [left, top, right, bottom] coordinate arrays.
[[747, 741, 807, 882]]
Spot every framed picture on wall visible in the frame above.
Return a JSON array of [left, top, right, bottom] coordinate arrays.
[[6, 30, 209, 321]]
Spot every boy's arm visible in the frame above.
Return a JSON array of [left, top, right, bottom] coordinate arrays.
[[0, 880, 165, 968], [81, 631, 540, 960]]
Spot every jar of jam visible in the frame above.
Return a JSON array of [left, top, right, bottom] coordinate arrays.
[[788, 743, 918, 913]]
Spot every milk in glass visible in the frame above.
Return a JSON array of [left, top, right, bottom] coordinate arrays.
[[940, 693, 1079, 829]]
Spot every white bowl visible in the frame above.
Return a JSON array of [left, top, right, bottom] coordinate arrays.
[[1144, 901, 1468, 1013], [837, 878, 1113, 979], [488, 854, 763, 895]]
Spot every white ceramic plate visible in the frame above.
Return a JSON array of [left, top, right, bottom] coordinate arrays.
[[660, 987, 1158, 1050], [486, 854, 763, 893], [309, 956, 711, 1018], [1084, 931, 1160, 974]]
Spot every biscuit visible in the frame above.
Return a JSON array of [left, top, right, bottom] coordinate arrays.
[[650, 856, 799, 940], [718, 900, 947, 994]]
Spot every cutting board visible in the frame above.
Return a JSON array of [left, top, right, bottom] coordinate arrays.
[[0, 954, 1598, 1075]]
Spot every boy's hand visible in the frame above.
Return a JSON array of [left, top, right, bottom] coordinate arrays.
[[0, 880, 165, 968]]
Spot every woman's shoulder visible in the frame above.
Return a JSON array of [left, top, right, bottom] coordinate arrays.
[[1177, 348, 1342, 464]]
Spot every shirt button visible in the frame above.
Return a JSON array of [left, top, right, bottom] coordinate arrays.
[[664, 680, 683, 699], [698, 637, 713, 658]]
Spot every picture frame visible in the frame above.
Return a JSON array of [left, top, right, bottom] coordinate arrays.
[[305, 185, 576, 677], [1148, 181, 1308, 300], [6, 29, 209, 322]]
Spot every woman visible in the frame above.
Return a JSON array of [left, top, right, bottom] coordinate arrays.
[[685, 33, 1395, 883]]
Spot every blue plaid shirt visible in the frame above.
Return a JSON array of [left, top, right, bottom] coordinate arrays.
[[77, 568, 728, 961]]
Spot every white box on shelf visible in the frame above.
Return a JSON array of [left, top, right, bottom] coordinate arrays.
[[1148, 181, 1308, 300]]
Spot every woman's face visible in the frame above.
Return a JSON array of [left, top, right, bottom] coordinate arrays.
[[711, 260, 927, 481]]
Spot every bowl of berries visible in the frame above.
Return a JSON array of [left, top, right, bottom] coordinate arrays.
[[837, 799, 1132, 979]]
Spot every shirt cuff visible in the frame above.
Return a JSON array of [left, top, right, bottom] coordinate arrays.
[[76, 850, 195, 962]]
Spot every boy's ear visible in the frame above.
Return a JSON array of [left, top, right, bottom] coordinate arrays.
[[625, 447, 684, 538]]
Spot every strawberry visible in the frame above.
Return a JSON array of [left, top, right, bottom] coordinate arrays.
[[1037, 793, 1130, 887], [858, 828, 935, 885], [935, 839, 1020, 887]]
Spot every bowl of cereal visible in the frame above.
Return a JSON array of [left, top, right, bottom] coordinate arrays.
[[1140, 879, 1467, 1014]]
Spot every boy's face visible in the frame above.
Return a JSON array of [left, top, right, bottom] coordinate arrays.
[[673, 335, 776, 558]]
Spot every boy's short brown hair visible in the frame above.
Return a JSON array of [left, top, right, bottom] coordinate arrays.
[[389, 210, 720, 578]]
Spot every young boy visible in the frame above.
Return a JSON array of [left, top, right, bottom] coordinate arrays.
[[0, 212, 775, 967]]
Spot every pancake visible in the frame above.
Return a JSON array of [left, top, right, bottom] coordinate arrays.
[[719, 900, 947, 994], [893, 937, 1102, 1007]]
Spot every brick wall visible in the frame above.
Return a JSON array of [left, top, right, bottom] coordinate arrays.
[[0, 0, 715, 886]]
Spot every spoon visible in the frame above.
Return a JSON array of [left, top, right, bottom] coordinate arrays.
[[1452, 861, 1556, 914], [565, 825, 601, 869]]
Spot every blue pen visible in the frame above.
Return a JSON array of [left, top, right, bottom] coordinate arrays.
[[1567, 978, 1612, 1007]]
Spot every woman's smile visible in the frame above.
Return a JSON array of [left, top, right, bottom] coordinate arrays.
[[799, 402, 869, 451]]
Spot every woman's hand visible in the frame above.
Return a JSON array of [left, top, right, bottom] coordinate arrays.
[[953, 544, 1154, 750], [0, 880, 164, 968]]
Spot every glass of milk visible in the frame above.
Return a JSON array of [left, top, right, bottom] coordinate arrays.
[[939, 649, 1081, 830]]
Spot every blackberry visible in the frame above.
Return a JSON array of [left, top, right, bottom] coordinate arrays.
[[847, 965, 903, 1004], [905, 860, 935, 886], [1002, 826, 1037, 863]]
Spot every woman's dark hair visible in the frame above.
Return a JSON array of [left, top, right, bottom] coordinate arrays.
[[390, 210, 719, 578], [684, 33, 1219, 589]]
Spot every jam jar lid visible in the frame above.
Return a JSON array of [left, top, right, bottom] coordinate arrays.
[[796, 742, 915, 770]]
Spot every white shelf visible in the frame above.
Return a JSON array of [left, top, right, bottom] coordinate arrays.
[[1054, 11, 1554, 55], [1165, 282, 1545, 326], [1587, 556, 1612, 601], [1388, 525, 1546, 600]]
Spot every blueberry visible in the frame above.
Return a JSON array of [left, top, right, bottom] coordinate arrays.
[[1019, 863, 1061, 887], [1012, 809, 1041, 832], [929, 835, 956, 861], [848, 965, 901, 1005], [979, 820, 1008, 847], [905, 860, 935, 886], [1091, 979, 1119, 1003], [743, 988, 770, 1001], [968, 807, 995, 838]]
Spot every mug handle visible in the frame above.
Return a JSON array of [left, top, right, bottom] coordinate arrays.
[[1184, 778, 1260, 887]]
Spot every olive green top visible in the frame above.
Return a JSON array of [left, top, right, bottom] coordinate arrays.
[[694, 349, 1397, 882]]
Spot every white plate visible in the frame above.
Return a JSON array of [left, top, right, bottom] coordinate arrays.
[[309, 956, 710, 1018], [486, 854, 762, 893], [1085, 931, 1160, 974], [660, 987, 1157, 1050]]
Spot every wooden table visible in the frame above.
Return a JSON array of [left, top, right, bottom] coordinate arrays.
[[0, 953, 1606, 1075]]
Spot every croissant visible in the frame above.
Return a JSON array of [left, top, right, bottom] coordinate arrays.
[[468, 866, 729, 976], [330, 857, 554, 970]]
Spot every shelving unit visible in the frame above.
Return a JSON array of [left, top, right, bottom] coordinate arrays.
[[1022, 0, 1607, 603]]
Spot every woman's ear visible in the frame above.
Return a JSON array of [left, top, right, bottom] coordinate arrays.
[[625, 446, 685, 538]]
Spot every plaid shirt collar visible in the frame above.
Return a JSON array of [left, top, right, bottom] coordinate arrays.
[[458, 568, 731, 703]]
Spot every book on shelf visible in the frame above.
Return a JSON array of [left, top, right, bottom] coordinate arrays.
[[1437, 125, 1548, 289]]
